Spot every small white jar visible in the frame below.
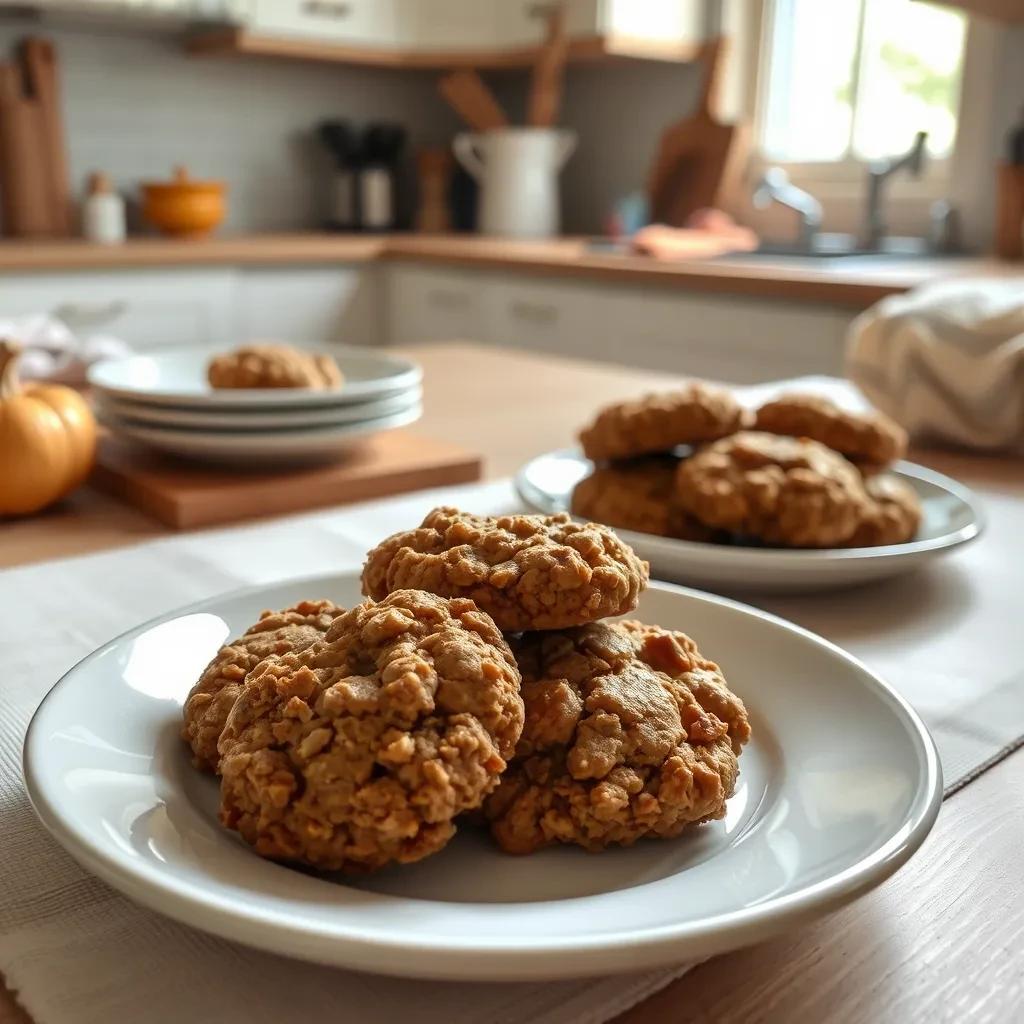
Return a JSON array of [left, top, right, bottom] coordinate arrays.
[[82, 172, 126, 245]]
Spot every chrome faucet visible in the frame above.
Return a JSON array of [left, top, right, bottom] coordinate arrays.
[[863, 131, 928, 250], [752, 168, 823, 252]]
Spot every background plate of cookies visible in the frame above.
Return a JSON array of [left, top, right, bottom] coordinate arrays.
[[516, 384, 983, 594]]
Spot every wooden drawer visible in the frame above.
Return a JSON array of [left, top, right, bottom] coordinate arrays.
[[248, 0, 397, 44], [386, 264, 486, 346]]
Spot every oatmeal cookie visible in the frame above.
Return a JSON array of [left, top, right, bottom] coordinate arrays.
[[675, 431, 869, 547], [845, 471, 922, 547], [181, 599, 343, 772], [754, 393, 906, 464], [218, 590, 523, 872], [570, 458, 716, 541], [208, 344, 343, 390], [484, 621, 750, 854], [362, 507, 649, 632], [579, 383, 747, 461]]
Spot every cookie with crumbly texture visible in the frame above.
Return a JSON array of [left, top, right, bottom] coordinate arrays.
[[570, 458, 716, 541], [579, 383, 747, 461], [675, 431, 869, 548], [361, 507, 649, 632], [208, 343, 343, 390], [754, 393, 906, 464], [845, 471, 922, 547], [218, 590, 523, 873], [181, 599, 344, 772], [484, 621, 750, 855]]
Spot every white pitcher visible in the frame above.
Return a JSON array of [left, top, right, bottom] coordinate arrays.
[[453, 128, 577, 239]]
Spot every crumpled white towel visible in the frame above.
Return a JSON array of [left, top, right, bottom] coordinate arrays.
[[845, 277, 1024, 452], [0, 313, 129, 383]]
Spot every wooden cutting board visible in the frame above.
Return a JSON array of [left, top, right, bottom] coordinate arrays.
[[647, 37, 747, 226], [91, 430, 482, 530]]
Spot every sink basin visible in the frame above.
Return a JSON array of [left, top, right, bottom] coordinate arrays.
[[721, 234, 944, 265]]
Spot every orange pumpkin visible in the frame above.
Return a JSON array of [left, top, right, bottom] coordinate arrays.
[[0, 339, 97, 516]]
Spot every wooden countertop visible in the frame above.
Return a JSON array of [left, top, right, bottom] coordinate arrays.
[[0, 233, 1010, 308], [2, 343, 1023, 1024]]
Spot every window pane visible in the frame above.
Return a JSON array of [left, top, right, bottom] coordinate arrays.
[[761, 0, 862, 162], [852, 0, 966, 161]]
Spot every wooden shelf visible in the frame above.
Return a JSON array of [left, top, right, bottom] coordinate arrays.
[[925, 0, 1024, 20], [186, 27, 704, 70]]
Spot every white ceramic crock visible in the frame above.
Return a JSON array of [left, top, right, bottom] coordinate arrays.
[[453, 127, 577, 238]]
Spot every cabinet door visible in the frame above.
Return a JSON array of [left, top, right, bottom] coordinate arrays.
[[386, 264, 487, 346], [0, 270, 235, 351], [497, 0, 601, 46], [402, 0, 497, 49], [235, 266, 381, 347], [604, 0, 704, 46], [248, 0, 397, 44], [603, 288, 851, 384], [482, 276, 618, 360]]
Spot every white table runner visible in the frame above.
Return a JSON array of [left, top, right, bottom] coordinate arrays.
[[2, 473, 1022, 1024]]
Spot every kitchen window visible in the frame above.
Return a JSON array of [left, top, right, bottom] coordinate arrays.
[[756, 0, 968, 183]]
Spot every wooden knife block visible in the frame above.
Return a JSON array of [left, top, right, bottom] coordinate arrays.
[[995, 163, 1024, 260]]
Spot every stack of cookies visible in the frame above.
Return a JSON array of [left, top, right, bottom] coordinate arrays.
[[573, 384, 921, 549], [181, 508, 751, 873]]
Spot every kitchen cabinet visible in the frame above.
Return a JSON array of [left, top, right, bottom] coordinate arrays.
[[235, 266, 382, 347], [203, 0, 709, 61], [384, 264, 852, 383], [481, 275, 620, 361], [387, 264, 487, 346], [0, 269, 236, 351], [244, 0, 398, 45]]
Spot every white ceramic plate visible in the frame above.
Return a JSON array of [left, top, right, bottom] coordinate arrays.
[[88, 345, 422, 409], [516, 449, 983, 593], [101, 404, 422, 465], [24, 572, 941, 982], [95, 386, 422, 430]]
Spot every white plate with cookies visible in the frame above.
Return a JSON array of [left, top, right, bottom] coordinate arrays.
[[516, 384, 984, 594], [24, 567, 940, 981], [88, 344, 422, 409], [517, 448, 982, 593]]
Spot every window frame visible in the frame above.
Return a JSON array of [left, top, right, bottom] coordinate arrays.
[[747, 0, 970, 199]]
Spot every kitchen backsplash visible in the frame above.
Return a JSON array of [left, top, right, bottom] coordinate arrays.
[[0, 19, 461, 233]]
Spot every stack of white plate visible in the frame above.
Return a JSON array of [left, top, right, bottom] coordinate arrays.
[[87, 345, 423, 466]]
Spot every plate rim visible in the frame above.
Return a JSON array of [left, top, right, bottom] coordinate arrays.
[[86, 344, 423, 408], [23, 572, 943, 979], [516, 447, 985, 563]]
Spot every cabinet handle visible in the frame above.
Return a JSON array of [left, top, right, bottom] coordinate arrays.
[[427, 289, 470, 310], [510, 299, 558, 324], [302, 0, 351, 19]]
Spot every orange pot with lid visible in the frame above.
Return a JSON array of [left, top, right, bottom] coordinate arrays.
[[141, 165, 226, 238]]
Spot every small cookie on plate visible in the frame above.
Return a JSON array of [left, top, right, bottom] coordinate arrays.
[[754, 393, 907, 465], [362, 507, 649, 632], [484, 621, 750, 855], [579, 382, 747, 461], [181, 599, 344, 772], [218, 590, 523, 872], [675, 431, 869, 548], [570, 457, 716, 541], [845, 472, 922, 547], [208, 344, 343, 390]]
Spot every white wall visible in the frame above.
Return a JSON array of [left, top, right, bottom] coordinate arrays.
[[0, 18, 460, 233]]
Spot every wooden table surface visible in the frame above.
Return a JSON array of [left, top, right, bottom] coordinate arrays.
[[3, 343, 1022, 1024]]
